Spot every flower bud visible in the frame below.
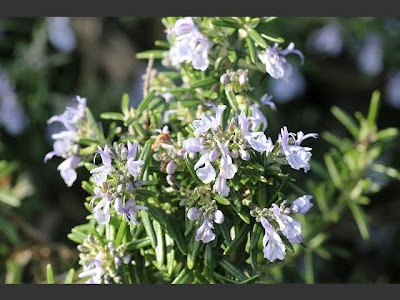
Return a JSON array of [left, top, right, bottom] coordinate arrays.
[[126, 181, 133, 192], [238, 73, 248, 86], [231, 149, 239, 159], [133, 180, 142, 188], [114, 197, 123, 213], [120, 147, 128, 161], [117, 184, 124, 194], [114, 257, 122, 267], [240, 149, 250, 161], [220, 73, 230, 84], [122, 255, 131, 264], [213, 210, 224, 224], [209, 149, 220, 162], [187, 207, 201, 221], [166, 161, 177, 175], [291, 195, 313, 214]]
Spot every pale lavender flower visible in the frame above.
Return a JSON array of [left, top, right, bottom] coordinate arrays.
[[193, 115, 213, 135], [47, 96, 86, 131], [260, 93, 277, 110], [183, 137, 202, 153], [121, 198, 148, 225], [270, 204, 302, 244], [196, 159, 216, 184], [0, 70, 27, 135], [46, 17, 76, 53], [307, 21, 343, 57], [191, 209, 224, 243], [126, 141, 144, 177], [168, 17, 212, 71], [93, 197, 111, 225], [385, 70, 400, 108], [284, 146, 313, 173], [205, 102, 226, 130], [279, 127, 318, 173], [291, 195, 313, 214], [196, 218, 216, 243], [357, 34, 383, 76], [250, 104, 268, 131], [79, 255, 104, 284], [91, 145, 116, 185], [260, 217, 286, 262], [247, 132, 274, 154], [213, 174, 230, 197], [259, 42, 304, 79], [57, 155, 80, 187]]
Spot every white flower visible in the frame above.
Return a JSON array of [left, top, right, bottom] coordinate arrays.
[[57, 155, 80, 187], [284, 145, 312, 173], [91, 145, 115, 185], [79, 255, 104, 284], [126, 141, 144, 178], [122, 198, 148, 225], [93, 198, 111, 225], [247, 132, 274, 154], [213, 174, 230, 197], [250, 104, 268, 131], [260, 217, 286, 262], [270, 204, 302, 244], [195, 218, 216, 243], [168, 17, 212, 71], [196, 160, 216, 184]]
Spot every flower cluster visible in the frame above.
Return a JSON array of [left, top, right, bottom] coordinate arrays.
[[78, 235, 132, 284], [250, 195, 313, 262], [166, 17, 212, 71], [44, 96, 87, 187], [259, 42, 304, 80], [90, 142, 147, 225]]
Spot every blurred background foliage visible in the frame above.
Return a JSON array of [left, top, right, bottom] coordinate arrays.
[[0, 17, 399, 283]]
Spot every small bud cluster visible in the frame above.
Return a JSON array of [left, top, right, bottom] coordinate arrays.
[[78, 235, 132, 284], [220, 69, 251, 93]]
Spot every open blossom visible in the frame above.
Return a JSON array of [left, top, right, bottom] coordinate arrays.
[[270, 204, 302, 244], [279, 126, 318, 173], [188, 207, 224, 243], [57, 155, 80, 187], [120, 198, 148, 225], [259, 42, 304, 80], [167, 17, 212, 71], [239, 112, 274, 154], [260, 94, 277, 110], [91, 145, 116, 185], [126, 141, 144, 177], [44, 96, 87, 186], [79, 255, 104, 284], [260, 217, 286, 262]]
